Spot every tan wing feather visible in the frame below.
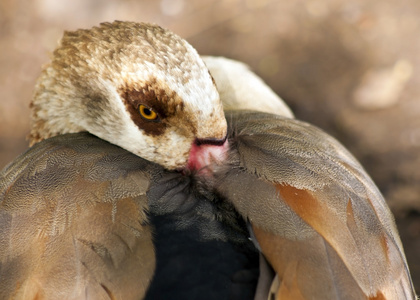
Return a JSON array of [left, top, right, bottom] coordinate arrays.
[[0, 133, 161, 300]]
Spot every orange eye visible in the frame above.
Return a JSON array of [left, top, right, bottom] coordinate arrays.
[[139, 104, 159, 121]]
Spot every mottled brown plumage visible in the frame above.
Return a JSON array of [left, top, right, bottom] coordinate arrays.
[[0, 133, 157, 299]]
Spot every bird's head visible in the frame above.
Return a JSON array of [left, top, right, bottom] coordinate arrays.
[[30, 21, 227, 171]]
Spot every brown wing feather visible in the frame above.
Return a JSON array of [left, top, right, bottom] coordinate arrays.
[[217, 110, 416, 299], [0, 133, 161, 299]]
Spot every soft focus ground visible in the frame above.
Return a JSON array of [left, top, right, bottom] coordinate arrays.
[[0, 0, 419, 291]]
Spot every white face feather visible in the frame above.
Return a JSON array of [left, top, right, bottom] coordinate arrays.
[[30, 21, 227, 170]]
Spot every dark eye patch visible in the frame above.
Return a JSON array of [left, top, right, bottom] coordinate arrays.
[[119, 79, 185, 137]]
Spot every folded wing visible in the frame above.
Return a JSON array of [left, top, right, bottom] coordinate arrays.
[[217, 111, 416, 299], [0, 133, 160, 300]]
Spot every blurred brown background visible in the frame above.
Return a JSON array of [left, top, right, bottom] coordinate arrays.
[[0, 0, 419, 291]]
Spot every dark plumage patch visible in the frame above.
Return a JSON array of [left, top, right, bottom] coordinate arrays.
[[146, 171, 259, 300]]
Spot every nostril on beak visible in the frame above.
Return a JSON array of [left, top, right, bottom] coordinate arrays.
[[195, 136, 227, 146]]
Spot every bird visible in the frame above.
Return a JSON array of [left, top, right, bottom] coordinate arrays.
[[0, 20, 258, 299], [0, 21, 416, 299]]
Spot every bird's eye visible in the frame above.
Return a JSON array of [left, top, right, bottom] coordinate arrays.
[[139, 104, 159, 121]]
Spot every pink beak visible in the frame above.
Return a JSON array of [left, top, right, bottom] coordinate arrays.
[[187, 136, 229, 172]]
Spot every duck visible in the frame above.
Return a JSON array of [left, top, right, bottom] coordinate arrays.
[[0, 21, 416, 299]]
